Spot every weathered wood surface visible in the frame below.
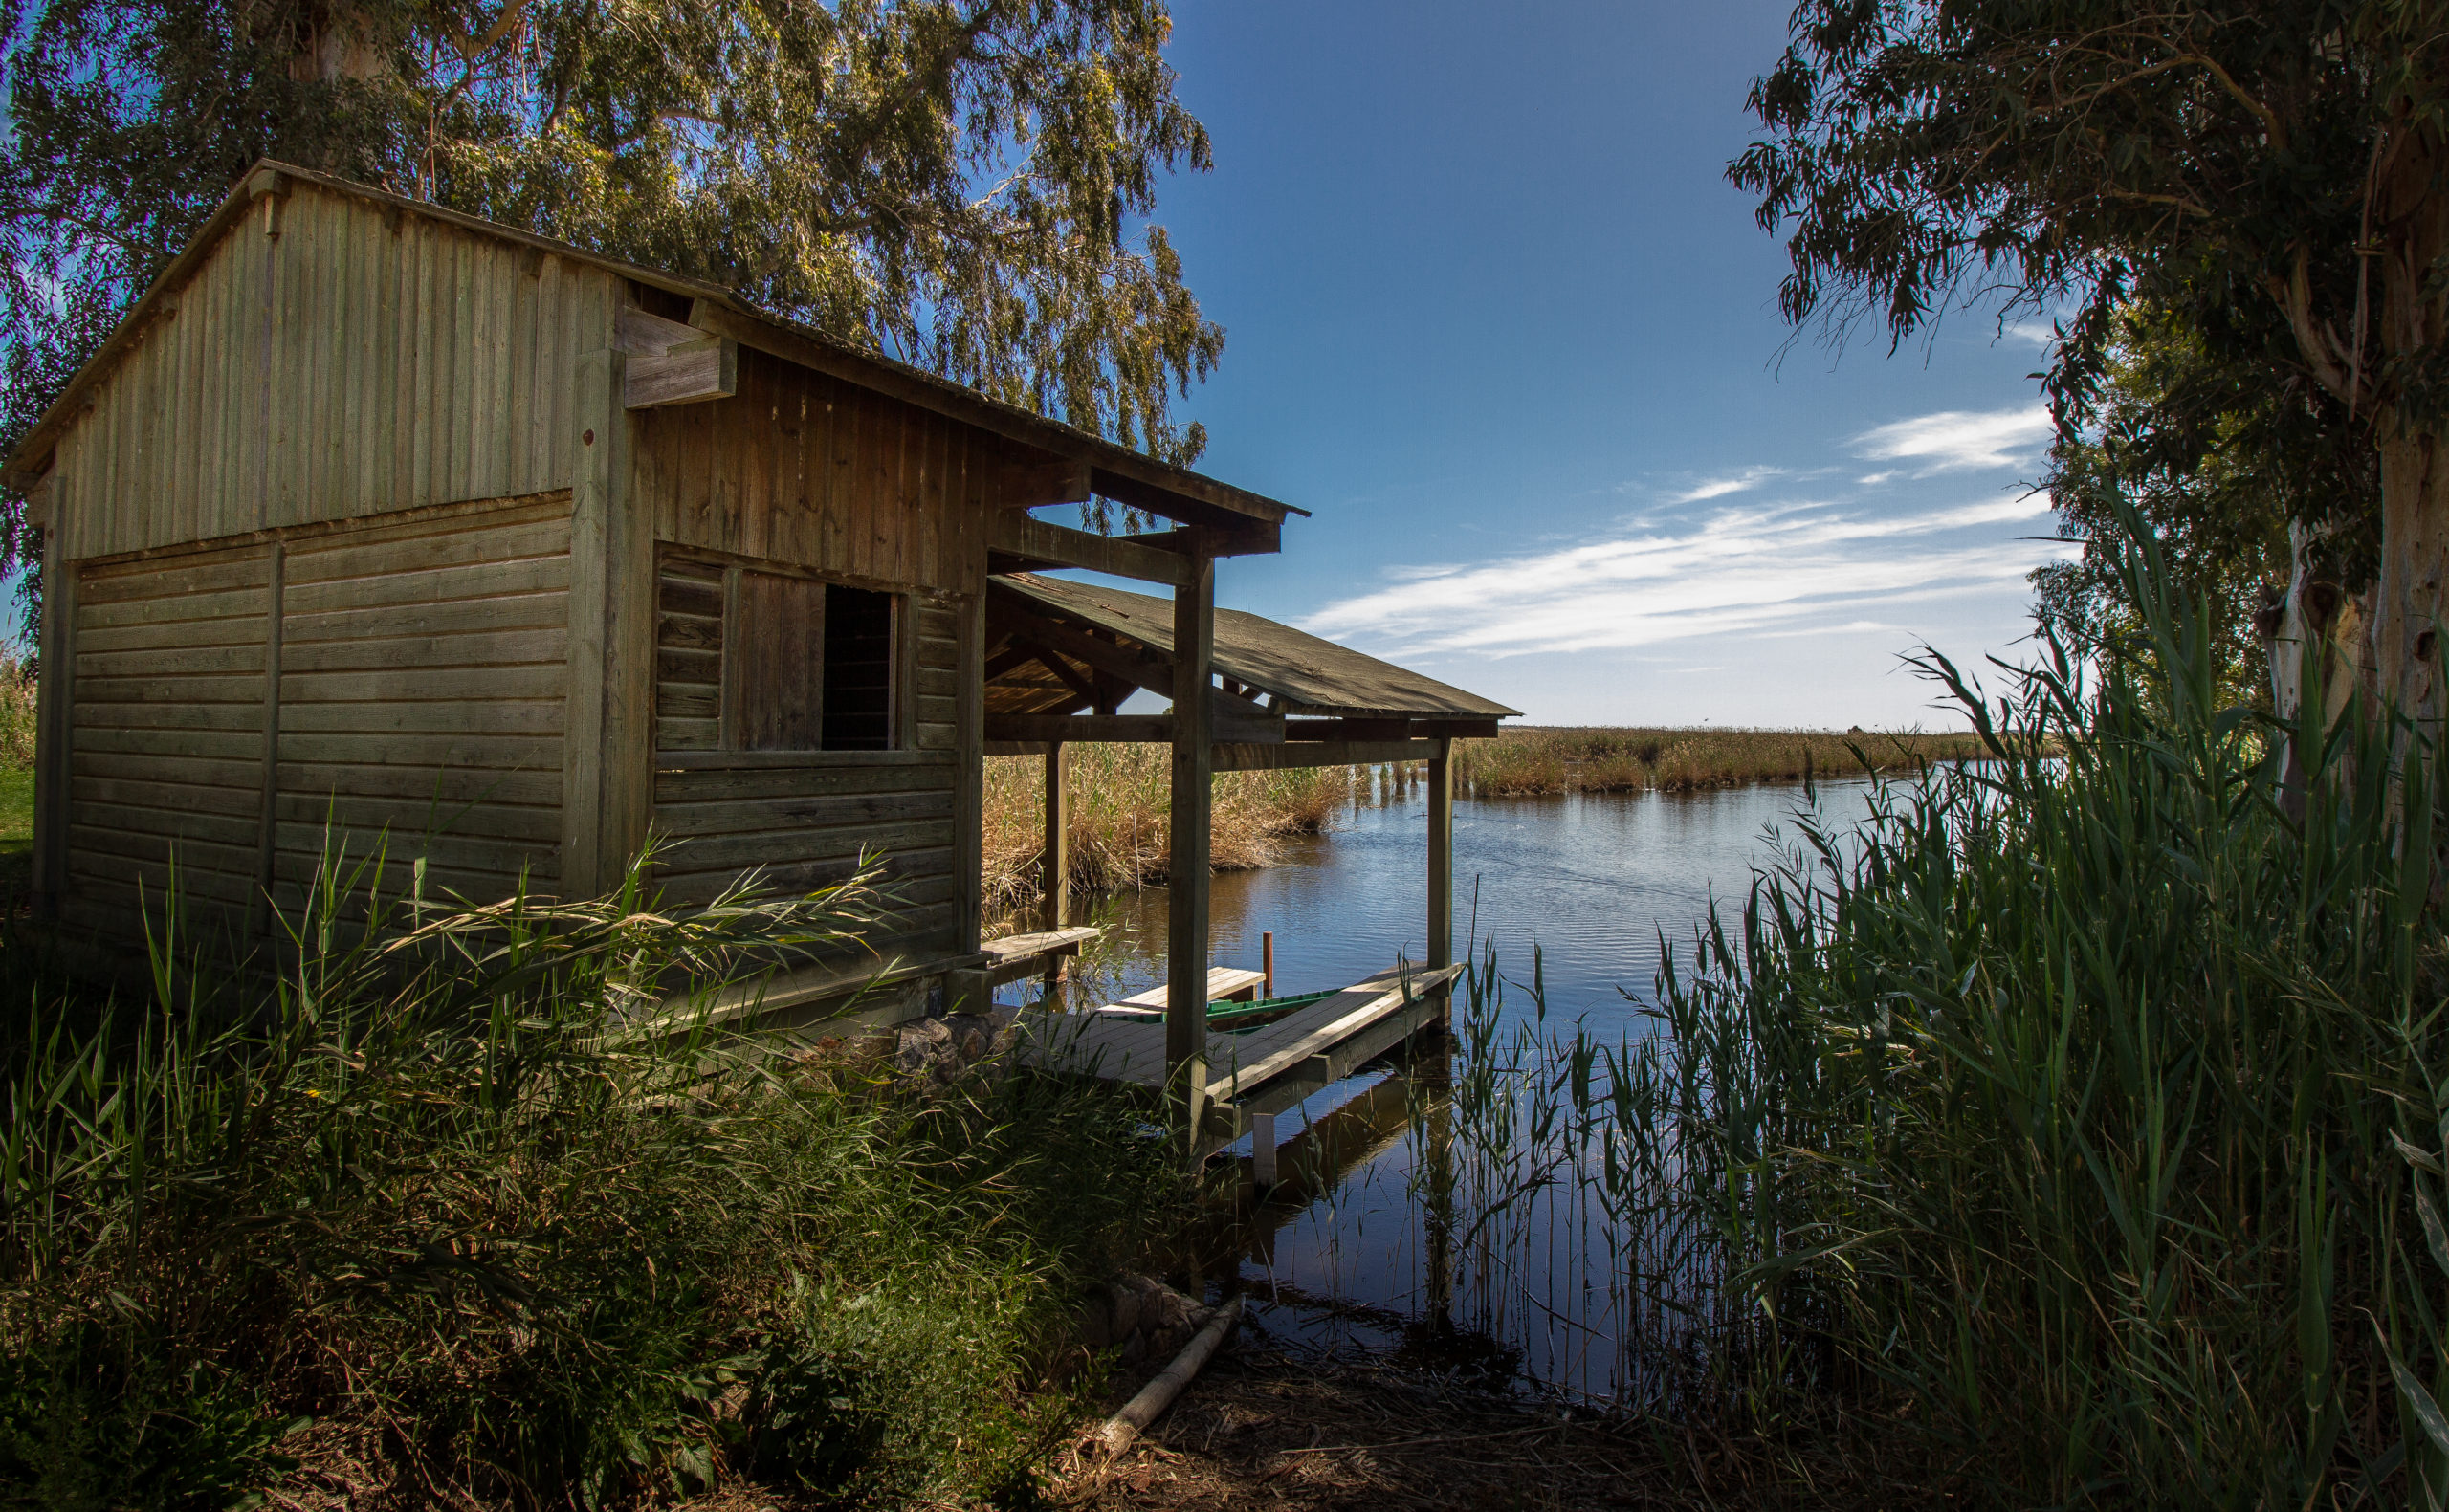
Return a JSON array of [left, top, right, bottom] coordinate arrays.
[[1167, 548, 1215, 1150], [1104, 967, 1267, 1012], [987, 512, 1190, 586], [982, 923, 1098, 986], [1020, 964, 1465, 1106], [991, 573, 1519, 723], [36, 182, 621, 561], [65, 542, 272, 932], [635, 343, 1006, 600], [274, 499, 574, 906]]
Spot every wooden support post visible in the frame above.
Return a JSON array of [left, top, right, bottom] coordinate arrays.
[[1042, 741, 1070, 994], [30, 514, 73, 918], [1429, 739, 1454, 1010], [563, 348, 639, 897], [1250, 1111, 1278, 1189], [1167, 542, 1216, 1158], [1262, 931, 1275, 997], [956, 590, 985, 957]]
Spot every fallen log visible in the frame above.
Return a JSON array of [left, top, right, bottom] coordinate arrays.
[[1097, 1293, 1245, 1454]]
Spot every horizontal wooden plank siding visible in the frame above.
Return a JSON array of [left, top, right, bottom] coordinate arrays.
[[270, 497, 572, 908], [48, 184, 619, 560], [651, 755, 960, 945], [63, 544, 273, 938]]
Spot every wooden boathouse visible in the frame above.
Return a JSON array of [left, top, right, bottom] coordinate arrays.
[[3, 160, 1516, 1154]]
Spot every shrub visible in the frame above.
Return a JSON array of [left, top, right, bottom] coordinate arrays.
[[0, 844, 1177, 1507]]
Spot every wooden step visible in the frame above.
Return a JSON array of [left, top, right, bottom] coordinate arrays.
[[981, 925, 1100, 985]]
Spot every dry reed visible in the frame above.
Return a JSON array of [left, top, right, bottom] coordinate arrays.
[[982, 746, 1355, 911], [1451, 725, 1987, 796]]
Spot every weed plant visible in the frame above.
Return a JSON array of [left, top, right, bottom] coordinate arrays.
[[0, 845, 1179, 1509], [1410, 515, 2449, 1504]]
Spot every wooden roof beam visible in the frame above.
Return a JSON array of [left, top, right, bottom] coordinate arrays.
[[987, 597, 1177, 697], [988, 511, 1191, 587]]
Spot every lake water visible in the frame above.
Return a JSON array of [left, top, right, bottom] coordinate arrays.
[[1033, 774, 1882, 1027], [1010, 775, 1891, 1402]]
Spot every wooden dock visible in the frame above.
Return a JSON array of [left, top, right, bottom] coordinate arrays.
[[1020, 962, 1464, 1153]]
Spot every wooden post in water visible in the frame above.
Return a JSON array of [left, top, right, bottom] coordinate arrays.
[[1262, 931, 1275, 997], [1168, 541, 1217, 1159], [1428, 738, 1455, 975], [1043, 740, 1070, 997]]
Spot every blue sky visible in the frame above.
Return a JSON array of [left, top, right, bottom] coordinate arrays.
[[1128, 0, 2076, 730]]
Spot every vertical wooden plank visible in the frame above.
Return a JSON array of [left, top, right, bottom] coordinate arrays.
[[1167, 543, 1216, 1155], [894, 591, 919, 749], [562, 350, 623, 894], [1429, 737, 1454, 975], [253, 543, 287, 936], [31, 508, 74, 914]]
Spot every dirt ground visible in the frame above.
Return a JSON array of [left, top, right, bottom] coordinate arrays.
[[1039, 1333, 1946, 1512]]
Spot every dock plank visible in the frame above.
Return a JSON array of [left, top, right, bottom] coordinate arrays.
[[1020, 962, 1463, 1104], [1109, 967, 1266, 1011]]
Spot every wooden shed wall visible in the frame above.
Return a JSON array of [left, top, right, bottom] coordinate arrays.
[[635, 346, 999, 600], [56, 498, 571, 939], [65, 543, 275, 936], [650, 598, 965, 950], [271, 498, 572, 906], [49, 184, 618, 560]]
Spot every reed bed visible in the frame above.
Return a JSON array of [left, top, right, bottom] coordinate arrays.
[[1393, 515, 2449, 1504], [1451, 725, 1988, 795], [982, 744, 1357, 911], [0, 845, 1181, 1509]]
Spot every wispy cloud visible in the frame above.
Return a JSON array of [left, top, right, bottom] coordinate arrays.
[[1663, 466, 1784, 504], [1303, 495, 2074, 659], [1852, 406, 2052, 473]]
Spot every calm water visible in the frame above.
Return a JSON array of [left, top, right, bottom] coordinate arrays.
[[1009, 775, 1890, 1401], [1029, 774, 1881, 1027]]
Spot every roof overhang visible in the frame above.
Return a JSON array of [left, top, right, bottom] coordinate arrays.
[[983, 572, 1520, 742]]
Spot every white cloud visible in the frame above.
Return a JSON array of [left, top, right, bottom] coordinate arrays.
[[1852, 406, 2052, 473], [1664, 466, 1784, 504], [1301, 496, 2077, 660]]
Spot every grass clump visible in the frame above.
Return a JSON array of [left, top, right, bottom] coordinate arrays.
[[1451, 725, 1987, 796], [0, 846, 1179, 1509], [982, 744, 1355, 911]]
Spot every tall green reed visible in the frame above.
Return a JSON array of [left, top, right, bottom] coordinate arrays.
[[1411, 511, 2449, 1504], [0, 839, 1177, 1509]]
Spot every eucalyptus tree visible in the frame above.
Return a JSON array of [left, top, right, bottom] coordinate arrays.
[[1732, 0, 2449, 724], [2036, 300, 2376, 706], [0, 0, 1221, 610]]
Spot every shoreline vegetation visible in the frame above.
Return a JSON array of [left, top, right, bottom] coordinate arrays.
[[1450, 724, 1990, 795], [982, 725, 1988, 910]]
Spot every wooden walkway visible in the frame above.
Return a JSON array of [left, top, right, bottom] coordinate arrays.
[[1019, 962, 1464, 1151]]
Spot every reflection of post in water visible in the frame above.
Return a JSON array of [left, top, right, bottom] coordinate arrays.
[[1417, 1030, 1457, 1328]]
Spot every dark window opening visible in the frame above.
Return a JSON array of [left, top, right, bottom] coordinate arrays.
[[822, 585, 894, 750], [720, 567, 896, 753]]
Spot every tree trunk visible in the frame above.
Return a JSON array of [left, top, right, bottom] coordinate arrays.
[[2360, 124, 2449, 728], [2368, 427, 2449, 727]]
